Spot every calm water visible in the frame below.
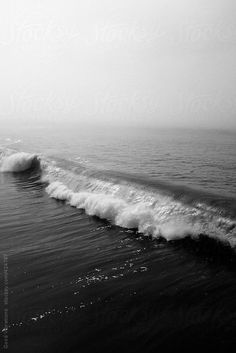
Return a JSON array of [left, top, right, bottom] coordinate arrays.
[[0, 125, 236, 352]]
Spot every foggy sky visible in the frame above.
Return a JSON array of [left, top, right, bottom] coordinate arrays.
[[1, 0, 236, 129]]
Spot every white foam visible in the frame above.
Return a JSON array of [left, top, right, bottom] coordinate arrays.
[[32, 158, 236, 247], [45, 181, 199, 241], [0, 152, 37, 172], [46, 181, 73, 201]]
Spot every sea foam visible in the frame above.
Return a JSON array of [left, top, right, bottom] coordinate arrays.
[[45, 181, 199, 241]]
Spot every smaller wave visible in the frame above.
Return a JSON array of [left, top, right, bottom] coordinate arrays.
[[0, 152, 40, 173]]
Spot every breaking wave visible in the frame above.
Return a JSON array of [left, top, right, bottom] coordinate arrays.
[[45, 180, 235, 246], [1, 148, 236, 248], [0, 151, 40, 172]]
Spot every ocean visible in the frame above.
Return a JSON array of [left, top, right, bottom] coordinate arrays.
[[0, 124, 236, 352]]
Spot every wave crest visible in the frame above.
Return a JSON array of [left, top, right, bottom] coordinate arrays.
[[0, 152, 40, 172], [45, 181, 205, 242]]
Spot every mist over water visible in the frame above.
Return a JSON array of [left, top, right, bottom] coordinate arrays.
[[1, 0, 236, 131]]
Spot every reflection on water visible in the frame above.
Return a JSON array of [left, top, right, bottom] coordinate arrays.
[[1, 170, 236, 352]]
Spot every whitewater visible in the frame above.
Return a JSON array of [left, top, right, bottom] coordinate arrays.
[[1, 149, 235, 248]]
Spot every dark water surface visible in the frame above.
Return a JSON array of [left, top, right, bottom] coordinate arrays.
[[0, 126, 236, 352]]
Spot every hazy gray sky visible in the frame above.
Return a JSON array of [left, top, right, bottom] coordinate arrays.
[[1, 0, 236, 128]]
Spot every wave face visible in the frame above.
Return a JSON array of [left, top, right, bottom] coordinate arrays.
[[0, 151, 40, 172], [1, 149, 236, 248]]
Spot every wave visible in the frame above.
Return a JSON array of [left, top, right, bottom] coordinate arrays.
[[41, 156, 236, 248], [1, 148, 236, 248], [0, 151, 40, 172], [45, 180, 235, 246]]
